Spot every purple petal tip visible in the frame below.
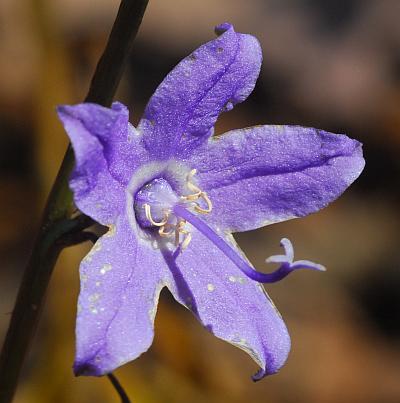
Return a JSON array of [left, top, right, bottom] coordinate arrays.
[[56, 104, 69, 117], [214, 22, 233, 36], [73, 360, 103, 377], [252, 369, 266, 382], [251, 359, 283, 382]]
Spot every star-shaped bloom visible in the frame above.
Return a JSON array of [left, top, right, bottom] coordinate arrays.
[[57, 23, 364, 380]]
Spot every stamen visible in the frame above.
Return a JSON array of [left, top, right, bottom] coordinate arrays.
[[139, 170, 211, 252], [174, 225, 192, 252], [175, 219, 187, 246], [181, 169, 213, 213], [144, 204, 169, 227], [175, 224, 180, 246], [159, 225, 175, 237], [173, 205, 325, 283], [186, 169, 201, 191], [182, 168, 203, 200], [181, 232, 192, 250], [193, 192, 212, 214], [181, 193, 201, 201]]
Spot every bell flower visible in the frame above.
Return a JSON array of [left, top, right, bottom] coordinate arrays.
[[57, 23, 364, 380]]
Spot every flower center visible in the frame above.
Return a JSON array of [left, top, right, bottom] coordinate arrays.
[[132, 168, 324, 284], [134, 169, 212, 250]]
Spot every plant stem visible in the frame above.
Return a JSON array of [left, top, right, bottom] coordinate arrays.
[[107, 373, 132, 403], [0, 1, 149, 402]]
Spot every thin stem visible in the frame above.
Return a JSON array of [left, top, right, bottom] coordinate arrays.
[[107, 373, 132, 403], [85, 0, 149, 105], [0, 1, 149, 402]]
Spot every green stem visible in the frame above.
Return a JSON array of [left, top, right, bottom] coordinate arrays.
[[0, 1, 149, 402]]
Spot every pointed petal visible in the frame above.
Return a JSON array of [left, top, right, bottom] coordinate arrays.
[[162, 229, 290, 379], [138, 23, 262, 159], [190, 125, 365, 232], [57, 102, 148, 223], [74, 215, 167, 376]]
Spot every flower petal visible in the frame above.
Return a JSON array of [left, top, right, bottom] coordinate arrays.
[[57, 102, 147, 224], [190, 125, 365, 232], [74, 215, 167, 376], [162, 229, 290, 379], [138, 23, 262, 159]]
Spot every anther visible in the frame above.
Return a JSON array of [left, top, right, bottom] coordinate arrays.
[[181, 169, 213, 214], [187, 184, 202, 195], [137, 170, 212, 253], [175, 219, 188, 246], [187, 169, 197, 182], [144, 204, 169, 226], [186, 169, 202, 195], [181, 233, 192, 250], [181, 193, 200, 202], [159, 225, 174, 237], [194, 192, 213, 214]]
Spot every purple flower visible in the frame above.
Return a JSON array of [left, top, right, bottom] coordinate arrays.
[[57, 23, 364, 380]]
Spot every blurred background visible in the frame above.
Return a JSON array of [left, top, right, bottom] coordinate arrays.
[[0, 0, 399, 402]]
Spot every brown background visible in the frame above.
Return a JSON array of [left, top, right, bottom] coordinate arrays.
[[0, 1, 399, 402]]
